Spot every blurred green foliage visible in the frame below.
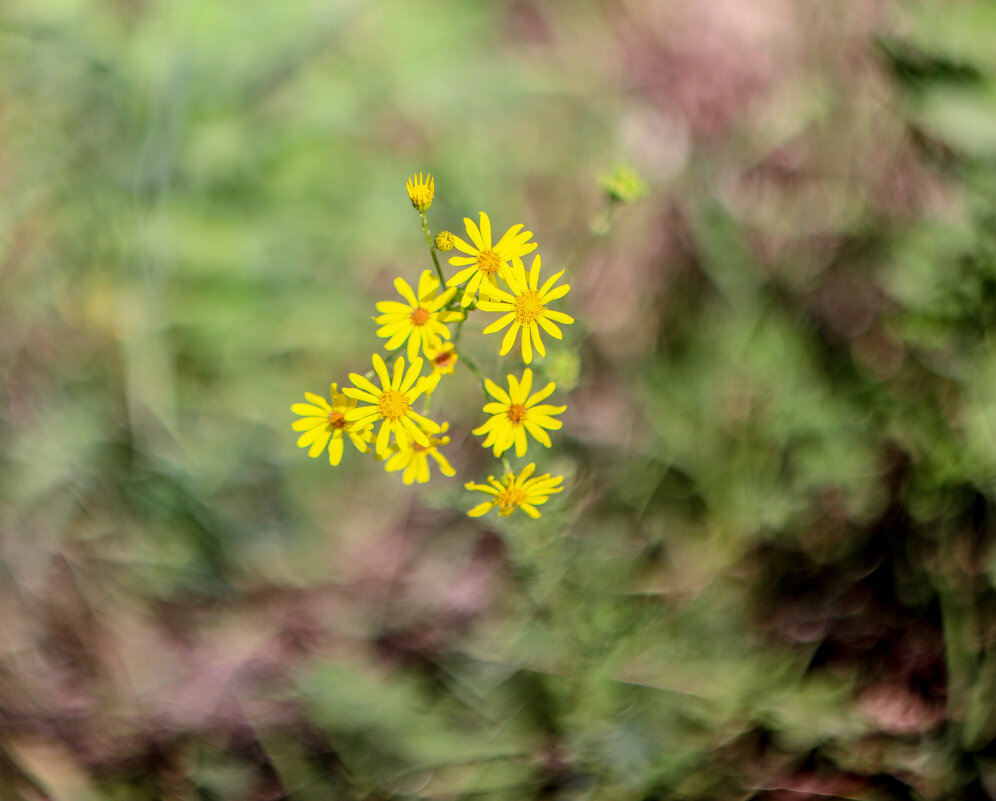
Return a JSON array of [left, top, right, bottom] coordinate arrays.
[[4, 1, 996, 800]]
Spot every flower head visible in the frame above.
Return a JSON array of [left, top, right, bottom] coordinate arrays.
[[447, 212, 537, 307], [292, 384, 373, 465], [478, 255, 574, 364], [374, 270, 463, 362], [473, 368, 565, 458], [434, 231, 455, 252], [406, 172, 434, 211], [422, 341, 460, 394], [384, 422, 457, 484], [343, 354, 441, 457], [600, 164, 647, 204], [465, 463, 564, 519]]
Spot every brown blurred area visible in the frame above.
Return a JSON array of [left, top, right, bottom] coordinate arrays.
[[3, 0, 996, 798]]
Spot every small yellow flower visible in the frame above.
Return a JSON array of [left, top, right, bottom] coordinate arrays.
[[434, 231, 455, 252], [343, 354, 441, 457], [291, 384, 373, 465], [447, 212, 537, 307], [384, 423, 457, 484], [478, 255, 574, 364], [374, 270, 463, 362], [406, 172, 434, 211], [465, 463, 564, 519], [473, 368, 565, 458], [422, 341, 460, 394]]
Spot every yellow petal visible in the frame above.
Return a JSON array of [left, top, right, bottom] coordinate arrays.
[[393, 276, 418, 307]]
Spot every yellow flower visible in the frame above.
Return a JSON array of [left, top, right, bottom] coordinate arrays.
[[473, 368, 565, 458], [478, 255, 574, 364], [465, 463, 564, 519], [343, 354, 440, 457], [447, 212, 537, 307], [374, 270, 463, 362], [406, 172, 434, 211], [422, 341, 460, 394], [384, 423, 457, 484], [291, 383, 373, 465]]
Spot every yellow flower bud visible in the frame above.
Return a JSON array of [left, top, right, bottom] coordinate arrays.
[[405, 172, 434, 212], [434, 231, 455, 251]]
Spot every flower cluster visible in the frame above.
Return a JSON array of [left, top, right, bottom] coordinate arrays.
[[292, 172, 573, 519]]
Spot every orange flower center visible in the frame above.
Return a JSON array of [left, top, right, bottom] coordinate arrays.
[[378, 389, 410, 420], [513, 290, 544, 324], [507, 404, 527, 423], [410, 307, 431, 326], [327, 411, 347, 430], [434, 349, 456, 368], [497, 486, 527, 515], [476, 249, 501, 275]]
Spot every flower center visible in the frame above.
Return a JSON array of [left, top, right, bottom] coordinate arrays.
[[506, 404, 527, 423], [434, 349, 456, 368], [378, 389, 410, 420], [514, 290, 544, 324], [497, 487, 527, 515], [410, 307, 430, 326], [327, 411, 347, 430], [476, 249, 501, 275]]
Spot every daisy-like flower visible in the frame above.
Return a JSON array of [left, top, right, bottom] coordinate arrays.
[[422, 341, 460, 395], [473, 368, 565, 458], [343, 353, 440, 457], [465, 463, 564, 519], [291, 384, 373, 465], [406, 172, 434, 211], [384, 423, 457, 485], [478, 255, 574, 364], [447, 212, 537, 307], [374, 270, 463, 362]]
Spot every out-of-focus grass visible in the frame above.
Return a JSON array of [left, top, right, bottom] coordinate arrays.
[[3, 0, 996, 799]]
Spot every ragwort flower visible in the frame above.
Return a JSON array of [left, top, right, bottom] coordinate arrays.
[[344, 354, 440, 457], [447, 212, 537, 307], [374, 270, 463, 362], [384, 423, 456, 484], [473, 368, 565, 458], [422, 341, 460, 395], [291, 384, 373, 465], [478, 254, 574, 364], [406, 172, 434, 211], [465, 463, 564, 519]]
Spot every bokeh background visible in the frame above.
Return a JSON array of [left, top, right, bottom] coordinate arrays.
[[3, 0, 996, 799]]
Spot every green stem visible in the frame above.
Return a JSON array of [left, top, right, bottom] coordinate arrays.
[[419, 210, 446, 286], [455, 347, 486, 391]]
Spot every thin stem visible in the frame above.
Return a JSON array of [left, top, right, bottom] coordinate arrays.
[[419, 210, 446, 286], [563, 196, 620, 274], [455, 347, 486, 391]]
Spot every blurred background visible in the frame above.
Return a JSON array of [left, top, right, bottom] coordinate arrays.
[[3, 0, 996, 798]]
